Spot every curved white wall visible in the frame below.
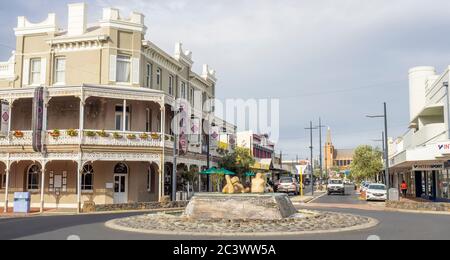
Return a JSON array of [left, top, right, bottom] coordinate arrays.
[[409, 66, 436, 121]]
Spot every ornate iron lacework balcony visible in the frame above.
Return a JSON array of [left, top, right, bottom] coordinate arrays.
[[0, 130, 169, 148]]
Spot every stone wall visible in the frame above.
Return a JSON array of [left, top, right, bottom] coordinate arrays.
[[91, 201, 188, 212], [386, 200, 450, 212]]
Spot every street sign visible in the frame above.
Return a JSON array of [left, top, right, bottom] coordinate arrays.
[[0, 100, 9, 137]]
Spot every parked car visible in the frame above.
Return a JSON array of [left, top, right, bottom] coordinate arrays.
[[327, 179, 345, 195], [365, 183, 387, 201], [277, 177, 300, 195]]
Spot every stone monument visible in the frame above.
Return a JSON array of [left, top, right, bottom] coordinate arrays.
[[184, 193, 298, 220]]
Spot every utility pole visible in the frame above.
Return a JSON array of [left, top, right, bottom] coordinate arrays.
[[316, 118, 326, 181], [367, 102, 390, 200], [305, 121, 317, 196], [206, 133, 211, 192]]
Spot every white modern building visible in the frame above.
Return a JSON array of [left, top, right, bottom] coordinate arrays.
[[389, 66, 450, 202]]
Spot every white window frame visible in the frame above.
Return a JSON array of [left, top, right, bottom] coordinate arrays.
[[116, 55, 131, 84], [146, 63, 152, 88], [54, 57, 66, 85], [115, 105, 131, 131], [30, 58, 41, 86], [27, 165, 40, 192], [180, 82, 187, 100], [156, 68, 162, 89], [190, 87, 195, 106], [81, 164, 94, 192], [168, 75, 174, 95]]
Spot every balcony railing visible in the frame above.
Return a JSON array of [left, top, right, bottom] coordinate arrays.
[[0, 131, 33, 146], [0, 56, 15, 80], [82, 130, 162, 147], [0, 130, 165, 148], [0, 131, 214, 155]]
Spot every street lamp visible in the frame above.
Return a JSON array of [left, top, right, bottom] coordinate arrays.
[[366, 102, 390, 200], [372, 131, 385, 184]]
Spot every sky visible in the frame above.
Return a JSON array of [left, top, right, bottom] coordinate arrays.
[[2, 0, 450, 160]]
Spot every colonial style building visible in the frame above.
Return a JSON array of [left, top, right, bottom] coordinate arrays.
[[324, 128, 354, 175], [0, 3, 235, 213]]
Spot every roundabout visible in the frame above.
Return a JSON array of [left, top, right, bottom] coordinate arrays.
[[105, 192, 379, 236], [105, 210, 379, 237]]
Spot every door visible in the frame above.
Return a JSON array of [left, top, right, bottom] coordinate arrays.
[[114, 174, 128, 204]]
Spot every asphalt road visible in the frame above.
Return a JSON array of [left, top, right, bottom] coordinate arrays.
[[0, 192, 449, 240]]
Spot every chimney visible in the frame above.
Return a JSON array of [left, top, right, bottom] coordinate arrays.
[[67, 3, 87, 36]]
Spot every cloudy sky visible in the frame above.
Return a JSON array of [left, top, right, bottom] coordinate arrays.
[[2, 0, 450, 160]]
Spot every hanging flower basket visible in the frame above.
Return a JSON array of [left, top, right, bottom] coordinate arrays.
[[66, 129, 78, 137], [50, 129, 61, 138], [113, 132, 123, 139], [151, 133, 160, 140], [140, 133, 149, 140], [97, 130, 110, 138], [13, 131, 24, 138], [127, 134, 137, 140], [85, 131, 96, 137]]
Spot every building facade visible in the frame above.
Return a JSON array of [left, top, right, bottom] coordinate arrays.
[[0, 3, 235, 212], [389, 66, 450, 202], [324, 128, 354, 176], [237, 131, 275, 170]]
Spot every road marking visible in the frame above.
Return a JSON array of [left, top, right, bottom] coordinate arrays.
[[67, 235, 81, 240], [367, 235, 381, 240], [307, 193, 327, 204]]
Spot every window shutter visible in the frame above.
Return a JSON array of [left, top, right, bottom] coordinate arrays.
[[40, 58, 47, 85], [109, 55, 117, 82], [22, 58, 30, 86], [132, 57, 140, 84]]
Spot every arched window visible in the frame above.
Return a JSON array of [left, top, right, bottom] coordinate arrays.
[[114, 163, 128, 174], [82, 164, 94, 191], [27, 165, 40, 191]]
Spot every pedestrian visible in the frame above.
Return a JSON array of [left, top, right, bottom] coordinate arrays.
[[400, 180, 408, 198]]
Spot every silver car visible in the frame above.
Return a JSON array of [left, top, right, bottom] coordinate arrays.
[[276, 177, 300, 195]]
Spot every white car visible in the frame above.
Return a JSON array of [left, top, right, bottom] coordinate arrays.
[[327, 179, 345, 195], [365, 183, 387, 201]]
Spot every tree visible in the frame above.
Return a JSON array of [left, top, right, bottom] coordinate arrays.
[[218, 147, 255, 178], [350, 145, 383, 183]]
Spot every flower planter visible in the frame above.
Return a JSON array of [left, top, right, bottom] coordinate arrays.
[[66, 129, 79, 137], [85, 131, 96, 137], [113, 133, 123, 139], [140, 133, 149, 140], [127, 134, 137, 140], [13, 131, 24, 138], [50, 130, 61, 139], [97, 130, 110, 138]]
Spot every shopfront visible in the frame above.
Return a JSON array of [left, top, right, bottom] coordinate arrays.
[[438, 165, 450, 202], [408, 164, 449, 202]]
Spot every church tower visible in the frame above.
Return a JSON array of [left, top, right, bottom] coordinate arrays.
[[324, 127, 334, 173]]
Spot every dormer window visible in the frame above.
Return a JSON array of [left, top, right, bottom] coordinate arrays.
[[116, 55, 131, 83]]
